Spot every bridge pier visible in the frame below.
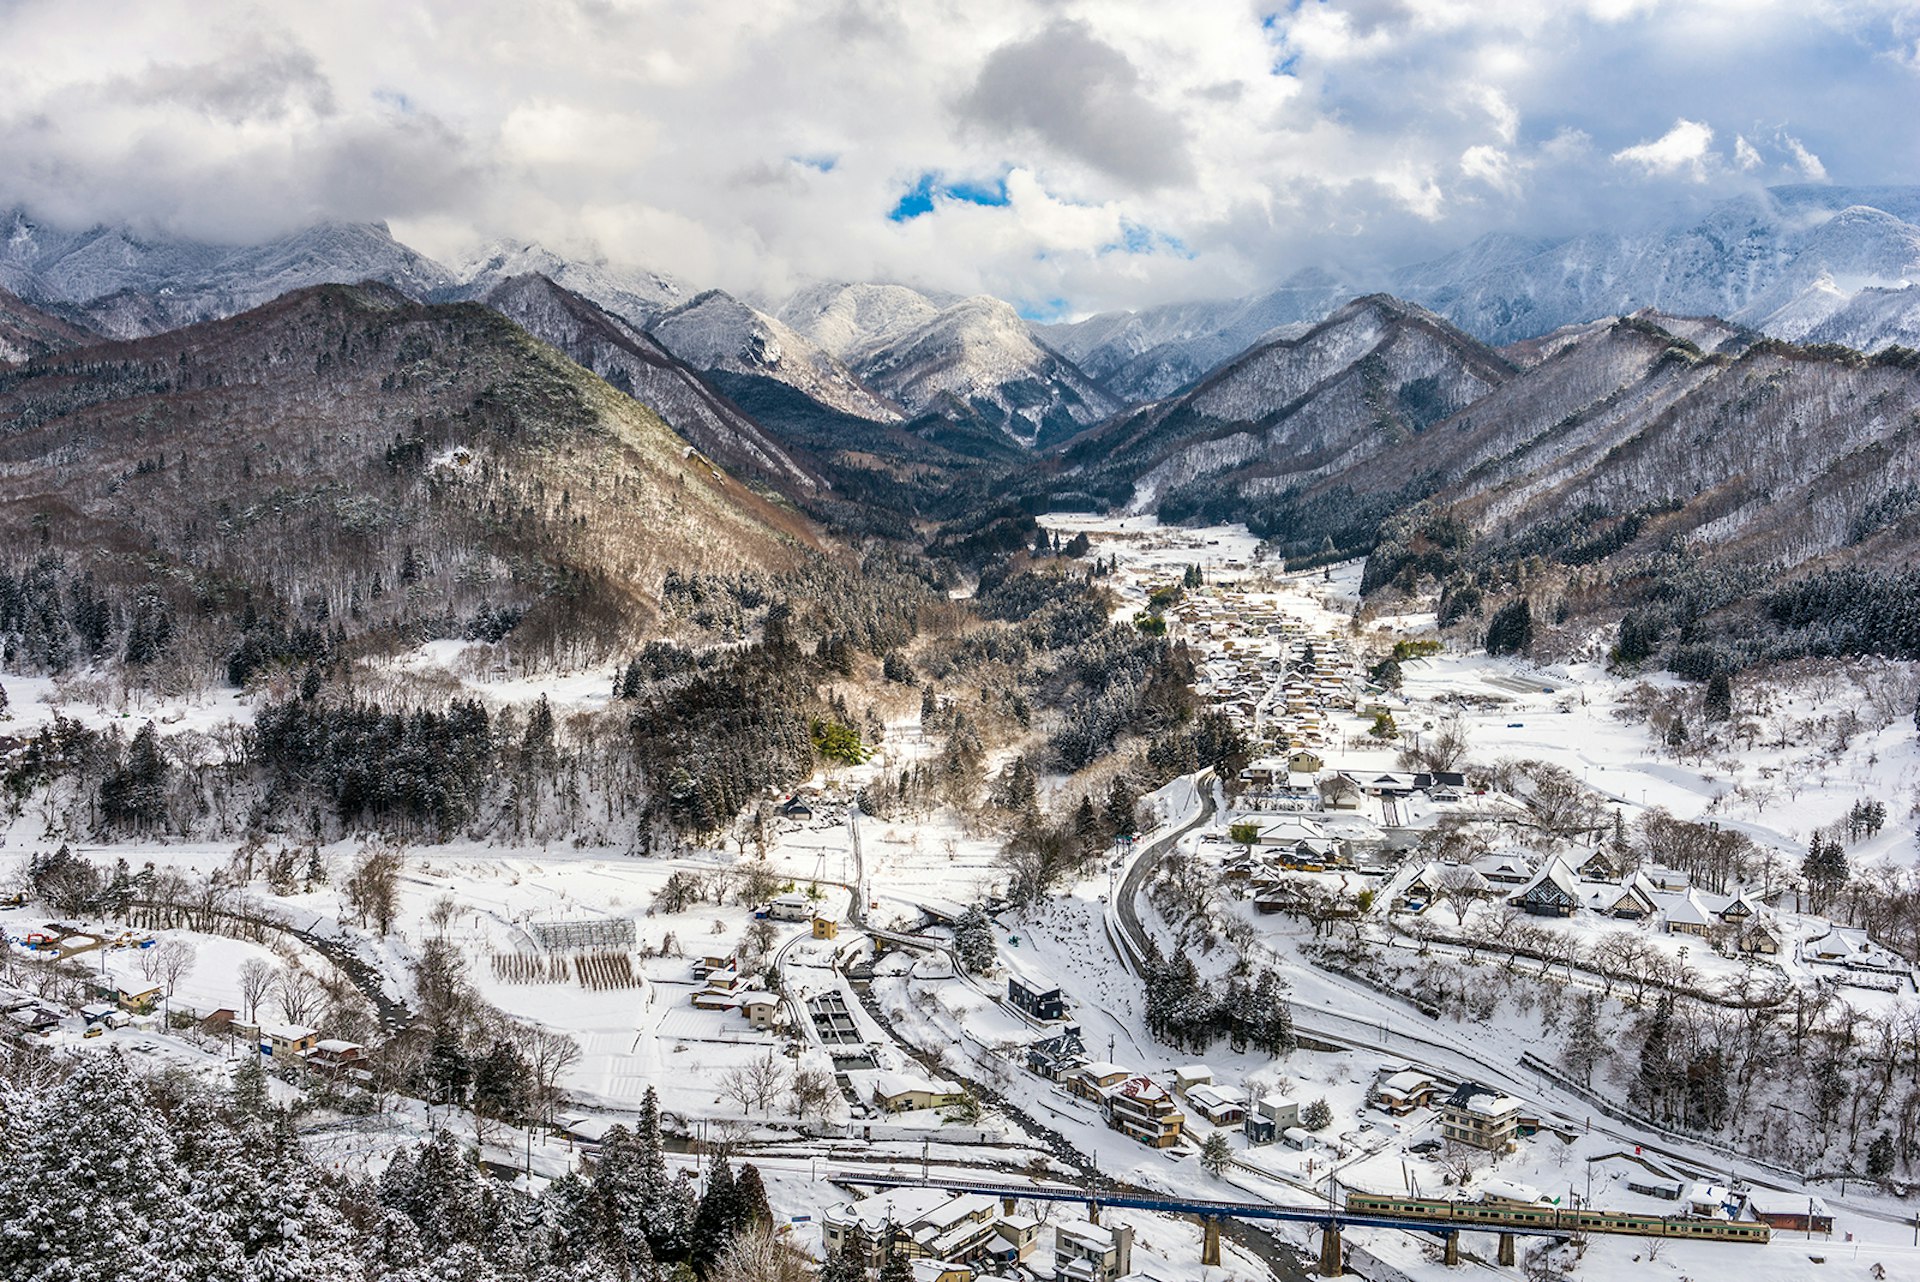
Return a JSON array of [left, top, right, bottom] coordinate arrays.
[[1202, 1216, 1221, 1267], [1317, 1222, 1342, 1277], [1003, 1197, 1018, 1215], [1498, 1232, 1515, 1267], [1087, 1201, 1100, 1225], [1442, 1231, 1459, 1267]]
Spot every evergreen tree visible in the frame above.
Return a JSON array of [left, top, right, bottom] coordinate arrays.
[[0, 1055, 240, 1282], [734, 1163, 772, 1235], [953, 906, 996, 974], [1301, 1098, 1333, 1130], [473, 1037, 533, 1124], [1073, 795, 1104, 856], [1104, 777, 1138, 839], [688, 1156, 737, 1277], [1485, 598, 1533, 655], [879, 1239, 914, 1282], [1704, 671, 1732, 721], [1563, 992, 1606, 1088], [820, 1222, 871, 1282], [420, 1028, 472, 1105], [1868, 1130, 1896, 1179]]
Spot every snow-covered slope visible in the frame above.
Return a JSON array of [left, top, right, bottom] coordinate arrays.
[[0, 210, 456, 337], [479, 273, 825, 495], [1059, 295, 1511, 511], [1039, 268, 1356, 402], [648, 289, 902, 422], [0, 287, 97, 364], [1393, 185, 1920, 346], [450, 240, 685, 325], [851, 295, 1120, 446], [774, 280, 955, 360]]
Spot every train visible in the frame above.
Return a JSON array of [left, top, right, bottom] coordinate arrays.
[[1342, 1191, 1772, 1244]]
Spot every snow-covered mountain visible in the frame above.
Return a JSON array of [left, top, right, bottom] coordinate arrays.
[[774, 280, 958, 359], [478, 273, 825, 496], [1038, 268, 1358, 402], [850, 295, 1120, 446], [0, 211, 456, 337], [1058, 295, 1511, 514], [1393, 185, 1920, 347], [647, 289, 903, 423], [449, 240, 685, 324]]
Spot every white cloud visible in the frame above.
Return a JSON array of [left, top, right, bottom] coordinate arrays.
[[1783, 133, 1829, 182], [1611, 118, 1716, 179], [0, 0, 1908, 313]]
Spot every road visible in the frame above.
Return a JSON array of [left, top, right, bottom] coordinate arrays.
[[1111, 769, 1217, 976]]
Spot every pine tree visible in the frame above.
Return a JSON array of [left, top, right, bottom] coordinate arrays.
[[1302, 1098, 1333, 1130], [1105, 777, 1138, 839], [1704, 671, 1732, 721], [473, 1037, 532, 1124], [953, 906, 996, 974], [734, 1164, 772, 1235], [689, 1156, 737, 1277], [820, 1222, 871, 1282], [1868, 1130, 1896, 1179], [879, 1239, 914, 1282], [0, 1055, 240, 1282], [1563, 992, 1606, 1088]]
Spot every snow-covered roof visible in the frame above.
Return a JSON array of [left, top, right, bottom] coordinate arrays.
[[1513, 857, 1579, 904], [262, 1023, 318, 1041], [1475, 1177, 1546, 1204], [1661, 889, 1713, 926], [1077, 1060, 1127, 1080]]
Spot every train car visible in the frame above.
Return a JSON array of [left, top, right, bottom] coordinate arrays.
[[1342, 1191, 1770, 1244]]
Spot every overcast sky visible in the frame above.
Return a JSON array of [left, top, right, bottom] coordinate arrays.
[[2, 0, 1916, 316]]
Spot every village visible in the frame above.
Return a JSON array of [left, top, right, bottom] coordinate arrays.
[[5, 514, 1920, 1282]]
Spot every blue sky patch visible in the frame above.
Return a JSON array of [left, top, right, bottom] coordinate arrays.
[[888, 172, 1011, 222]]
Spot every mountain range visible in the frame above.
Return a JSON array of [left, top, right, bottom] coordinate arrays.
[[3, 188, 1920, 670]]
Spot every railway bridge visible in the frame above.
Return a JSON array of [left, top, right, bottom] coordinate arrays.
[[834, 1174, 1769, 1277]]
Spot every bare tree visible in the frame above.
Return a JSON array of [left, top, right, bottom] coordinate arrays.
[[345, 839, 404, 934], [1434, 865, 1486, 926], [274, 965, 327, 1026], [720, 1050, 788, 1115], [515, 1023, 583, 1126], [429, 894, 460, 937], [709, 1227, 813, 1282], [790, 1067, 837, 1123], [154, 938, 196, 997]]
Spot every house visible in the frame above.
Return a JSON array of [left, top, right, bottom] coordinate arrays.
[[873, 1070, 965, 1113], [1244, 1112, 1277, 1145], [1662, 889, 1714, 937], [1026, 1025, 1089, 1080], [1172, 1064, 1213, 1094], [93, 975, 162, 1015], [1376, 1069, 1437, 1116], [1098, 1074, 1185, 1147], [1474, 1178, 1548, 1207], [1599, 875, 1657, 920], [738, 991, 779, 1030], [1440, 1082, 1524, 1151], [1683, 1182, 1736, 1219], [1185, 1084, 1245, 1126], [306, 1039, 368, 1079], [1008, 976, 1067, 1022], [1054, 1219, 1134, 1282], [778, 797, 815, 821], [812, 916, 840, 941], [768, 893, 812, 922], [1512, 859, 1580, 918], [79, 1001, 119, 1026], [1473, 852, 1536, 886], [823, 1188, 1006, 1267], [262, 1023, 320, 1058], [6, 1005, 59, 1036], [1717, 892, 1758, 924], [1738, 920, 1782, 956], [693, 952, 737, 981], [989, 1216, 1039, 1264], [1067, 1061, 1131, 1101], [1576, 849, 1622, 882], [910, 1261, 972, 1282], [1744, 1190, 1832, 1235]]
